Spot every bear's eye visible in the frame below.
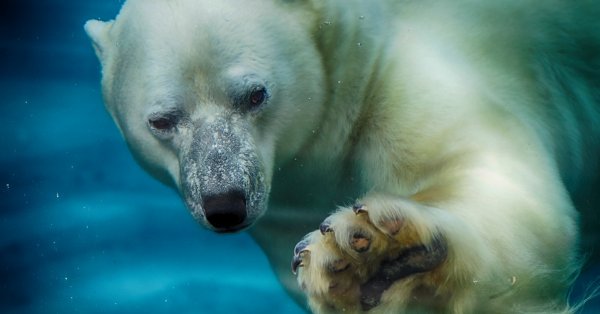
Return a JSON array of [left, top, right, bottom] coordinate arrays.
[[149, 117, 175, 130], [248, 86, 268, 109], [148, 113, 179, 135]]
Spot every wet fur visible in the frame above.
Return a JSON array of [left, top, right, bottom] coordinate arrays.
[[85, 0, 600, 313]]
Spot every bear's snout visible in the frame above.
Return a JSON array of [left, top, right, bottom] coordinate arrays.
[[202, 190, 248, 232], [179, 117, 268, 232]]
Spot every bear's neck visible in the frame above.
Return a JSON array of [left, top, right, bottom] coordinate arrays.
[[256, 0, 395, 228], [249, 3, 399, 304], [305, 0, 393, 174]]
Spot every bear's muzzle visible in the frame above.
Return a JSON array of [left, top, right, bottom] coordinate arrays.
[[179, 116, 267, 233]]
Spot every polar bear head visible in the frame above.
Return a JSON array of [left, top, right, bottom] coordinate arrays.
[[85, 0, 325, 232]]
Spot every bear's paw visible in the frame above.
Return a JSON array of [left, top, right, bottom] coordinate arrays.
[[292, 194, 450, 313]]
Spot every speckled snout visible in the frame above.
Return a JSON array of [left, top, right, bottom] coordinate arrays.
[[179, 116, 267, 233]]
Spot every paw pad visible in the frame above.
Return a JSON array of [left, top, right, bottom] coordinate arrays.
[[350, 232, 371, 252], [379, 218, 403, 235]]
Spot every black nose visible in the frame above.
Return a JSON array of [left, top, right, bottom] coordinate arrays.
[[203, 191, 247, 232]]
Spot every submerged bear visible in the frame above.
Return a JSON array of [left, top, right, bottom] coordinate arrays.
[[85, 0, 600, 313]]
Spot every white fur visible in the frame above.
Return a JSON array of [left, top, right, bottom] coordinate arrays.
[[86, 0, 600, 313]]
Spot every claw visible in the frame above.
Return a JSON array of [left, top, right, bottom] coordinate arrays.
[[353, 203, 367, 214], [291, 253, 303, 275], [294, 237, 310, 255], [292, 249, 310, 275], [292, 238, 312, 275], [320, 221, 333, 235]]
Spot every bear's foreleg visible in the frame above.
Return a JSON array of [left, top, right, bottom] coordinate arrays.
[[293, 178, 578, 313]]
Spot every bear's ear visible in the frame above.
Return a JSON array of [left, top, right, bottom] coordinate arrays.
[[84, 19, 115, 64]]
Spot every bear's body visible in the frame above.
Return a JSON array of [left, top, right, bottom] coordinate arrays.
[[86, 0, 600, 312]]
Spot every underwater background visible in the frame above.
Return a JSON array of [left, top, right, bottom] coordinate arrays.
[[0, 0, 598, 313], [0, 0, 303, 313]]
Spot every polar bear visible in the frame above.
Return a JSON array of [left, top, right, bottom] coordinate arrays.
[[85, 0, 600, 313]]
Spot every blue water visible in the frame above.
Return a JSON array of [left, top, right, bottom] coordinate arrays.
[[0, 1, 598, 313], [0, 1, 303, 313]]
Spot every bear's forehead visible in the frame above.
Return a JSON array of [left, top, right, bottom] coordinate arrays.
[[114, 0, 273, 70], [119, 0, 271, 35]]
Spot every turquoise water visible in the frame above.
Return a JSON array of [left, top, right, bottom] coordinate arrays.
[[0, 1, 598, 313], [0, 1, 303, 313]]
